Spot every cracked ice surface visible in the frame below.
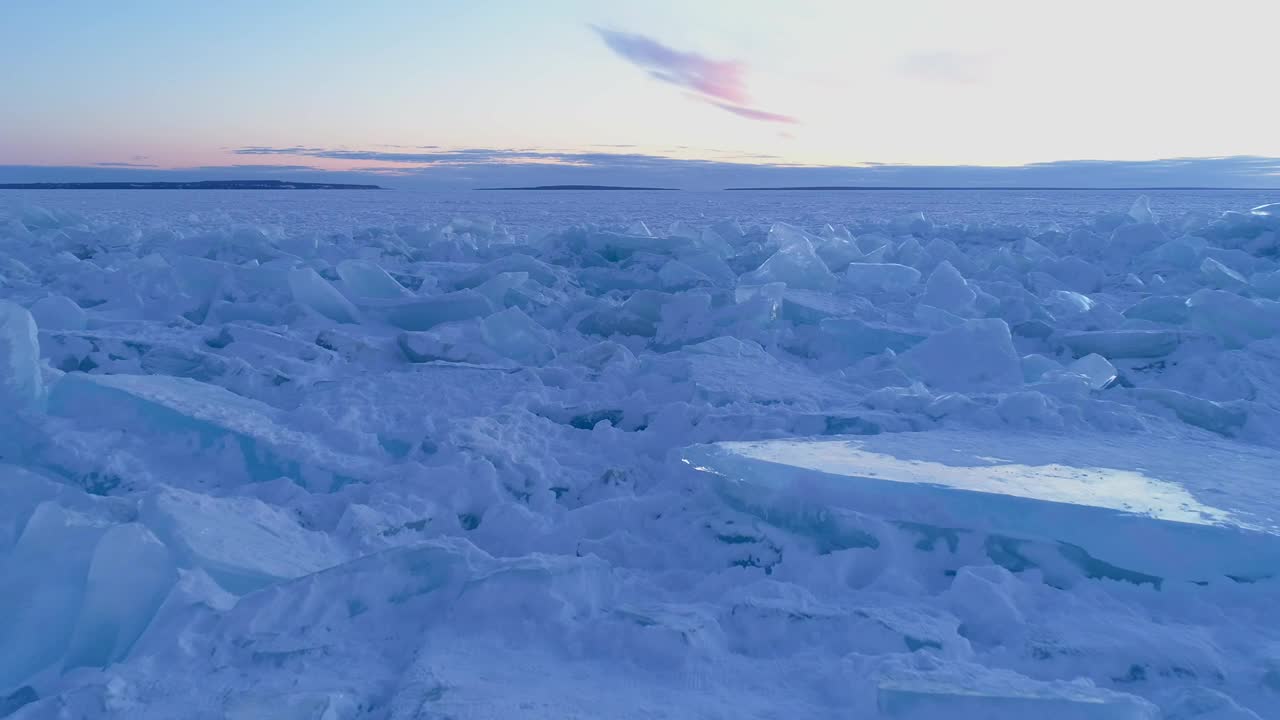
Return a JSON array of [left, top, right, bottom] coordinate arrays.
[[1, 189, 1280, 719]]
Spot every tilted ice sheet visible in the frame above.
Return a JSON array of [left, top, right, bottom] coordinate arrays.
[[684, 430, 1280, 581]]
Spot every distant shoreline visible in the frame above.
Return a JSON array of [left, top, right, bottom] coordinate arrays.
[[724, 186, 1266, 191], [476, 185, 679, 191], [0, 180, 382, 190]]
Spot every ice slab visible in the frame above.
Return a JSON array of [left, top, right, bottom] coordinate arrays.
[[47, 373, 374, 489], [1058, 330, 1180, 359], [740, 236, 837, 291], [901, 319, 1022, 391], [30, 294, 87, 331], [64, 523, 176, 670], [141, 487, 346, 594], [878, 666, 1158, 719], [289, 268, 361, 324], [335, 259, 410, 299], [1187, 289, 1280, 348], [683, 430, 1280, 581], [0, 300, 44, 412], [846, 262, 921, 294], [1066, 353, 1118, 390], [0, 502, 107, 689], [379, 289, 495, 331], [921, 260, 975, 312]]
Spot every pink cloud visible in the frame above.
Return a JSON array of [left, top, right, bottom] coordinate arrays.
[[592, 26, 796, 124]]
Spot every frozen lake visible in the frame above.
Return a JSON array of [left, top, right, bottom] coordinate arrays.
[[3, 187, 1277, 236], [2, 188, 1279, 718]]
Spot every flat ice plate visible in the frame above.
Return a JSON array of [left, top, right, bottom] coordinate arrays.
[[682, 430, 1280, 581]]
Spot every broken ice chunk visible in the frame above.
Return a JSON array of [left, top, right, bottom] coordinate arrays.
[[0, 502, 108, 689], [1044, 290, 1095, 320], [1066, 353, 1118, 390], [1020, 353, 1062, 383], [64, 523, 176, 670], [0, 300, 44, 412], [381, 290, 495, 331], [336, 259, 410, 299], [1132, 388, 1248, 437], [878, 664, 1158, 719], [400, 308, 554, 366], [1187, 289, 1280, 348], [1123, 296, 1190, 324], [1252, 270, 1280, 299], [482, 308, 555, 365], [1200, 257, 1248, 290], [289, 268, 361, 324], [846, 263, 921, 294], [890, 211, 933, 237], [901, 319, 1022, 391], [1128, 195, 1157, 224], [1042, 256, 1104, 293], [47, 372, 374, 488], [141, 487, 346, 594], [740, 236, 837, 291], [817, 317, 925, 362], [30, 294, 87, 331], [657, 259, 713, 290], [782, 289, 874, 325], [1058, 330, 1180, 359], [920, 260, 975, 313], [1109, 223, 1168, 258]]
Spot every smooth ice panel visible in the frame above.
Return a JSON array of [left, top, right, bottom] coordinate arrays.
[[683, 430, 1280, 581], [47, 373, 375, 487], [0, 300, 43, 411], [336, 259, 410, 299], [1067, 354, 1118, 390], [0, 502, 108, 689], [30, 295, 87, 331], [740, 237, 837, 291], [65, 523, 177, 670], [846, 263, 921, 294], [901, 319, 1022, 391], [48, 372, 281, 444], [1187, 289, 1280, 348], [921, 261, 975, 312], [141, 487, 346, 594], [381, 290, 495, 331], [1059, 330, 1180, 359], [878, 669, 1158, 719], [289, 268, 361, 324]]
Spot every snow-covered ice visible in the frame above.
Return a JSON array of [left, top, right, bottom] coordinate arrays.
[[1, 188, 1279, 718]]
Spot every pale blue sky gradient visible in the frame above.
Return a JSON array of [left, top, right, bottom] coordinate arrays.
[[3, 0, 1279, 187]]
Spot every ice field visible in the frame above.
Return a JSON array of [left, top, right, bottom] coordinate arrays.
[[2, 188, 1280, 718]]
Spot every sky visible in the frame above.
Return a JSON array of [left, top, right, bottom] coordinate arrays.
[[3, 0, 1280, 188]]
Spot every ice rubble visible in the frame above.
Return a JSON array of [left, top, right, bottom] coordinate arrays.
[[0, 194, 1279, 718]]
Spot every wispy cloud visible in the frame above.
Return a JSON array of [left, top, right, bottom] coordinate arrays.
[[93, 161, 158, 168], [897, 50, 992, 84], [708, 101, 797, 124], [591, 25, 745, 102], [590, 26, 796, 124], [232, 146, 797, 167]]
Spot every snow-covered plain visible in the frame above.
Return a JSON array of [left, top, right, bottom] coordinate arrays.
[[1, 189, 1279, 718]]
